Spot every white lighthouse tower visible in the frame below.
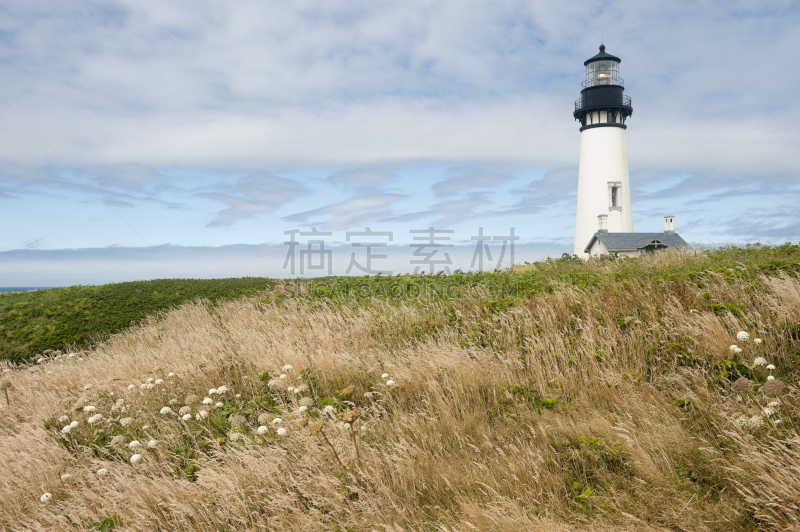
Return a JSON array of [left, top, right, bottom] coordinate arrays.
[[573, 45, 634, 257]]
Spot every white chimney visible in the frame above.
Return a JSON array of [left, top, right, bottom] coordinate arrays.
[[664, 215, 675, 235], [598, 214, 608, 234]]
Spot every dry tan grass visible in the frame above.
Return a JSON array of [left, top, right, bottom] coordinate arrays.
[[1, 251, 799, 531]]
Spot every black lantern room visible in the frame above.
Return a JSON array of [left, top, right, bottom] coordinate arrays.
[[573, 45, 633, 130]]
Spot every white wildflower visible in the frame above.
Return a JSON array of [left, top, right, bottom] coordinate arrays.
[[96, 469, 108, 476], [763, 407, 776, 417], [40, 493, 52, 503], [168, 399, 178, 405], [120, 417, 133, 427], [87, 414, 103, 424], [182, 414, 191, 421], [733, 347, 743, 354], [324, 405, 335, 414], [767, 375, 776, 381], [167, 373, 176, 377], [767, 401, 781, 408], [272, 417, 282, 424], [61, 425, 73, 434], [60, 474, 71, 482], [767, 364, 776, 370], [748, 415, 764, 428], [753, 357, 767, 367], [298, 405, 308, 413], [381, 373, 389, 379], [235, 394, 241, 398], [147, 378, 154, 383], [215, 402, 223, 408], [386, 380, 395, 386], [729, 345, 738, 352], [196, 410, 208, 420], [202, 397, 213, 405], [69, 420, 79, 428], [154, 379, 164, 385], [141, 424, 149, 430], [279, 374, 287, 380], [148, 440, 158, 448], [209, 388, 217, 395], [179, 406, 191, 415], [277, 427, 287, 436], [343, 423, 351, 430], [216, 386, 228, 394], [282, 364, 293, 373], [129, 440, 141, 449], [58, 415, 69, 423], [754, 338, 763, 344], [257, 426, 269, 435], [83, 406, 96, 413], [736, 331, 750, 342], [128, 384, 136, 390], [130, 454, 142, 464], [287, 386, 295, 393], [160, 406, 173, 415]]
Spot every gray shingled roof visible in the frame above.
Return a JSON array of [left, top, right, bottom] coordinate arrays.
[[584, 232, 689, 254]]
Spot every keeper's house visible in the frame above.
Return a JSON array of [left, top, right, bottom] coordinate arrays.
[[584, 215, 689, 258]]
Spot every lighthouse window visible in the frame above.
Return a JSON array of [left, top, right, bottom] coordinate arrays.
[[586, 61, 619, 87], [611, 186, 618, 207]]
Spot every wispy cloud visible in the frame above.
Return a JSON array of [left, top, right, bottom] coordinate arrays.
[[284, 192, 407, 230], [199, 172, 312, 226]]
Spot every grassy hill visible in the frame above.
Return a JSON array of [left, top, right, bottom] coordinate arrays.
[[0, 278, 277, 361], [1, 245, 800, 531], [3, 244, 799, 362]]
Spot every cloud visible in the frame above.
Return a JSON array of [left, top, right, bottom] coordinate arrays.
[[283, 192, 407, 230], [431, 167, 514, 197], [199, 172, 312, 226], [326, 168, 399, 188], [0, 240, 576, 285], [1, 0, 796, 172], [381, 194, 496, 227]]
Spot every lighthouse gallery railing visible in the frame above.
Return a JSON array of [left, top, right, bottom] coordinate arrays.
[[574, 94, 632, 112]]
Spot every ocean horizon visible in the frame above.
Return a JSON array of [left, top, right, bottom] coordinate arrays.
[[0, 287, 56, 293]]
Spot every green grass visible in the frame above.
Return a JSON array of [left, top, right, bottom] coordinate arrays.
[[0, 278, 276, 361], [2, 244, 799, 362]]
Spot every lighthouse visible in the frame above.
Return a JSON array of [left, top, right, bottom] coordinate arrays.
[[573, 45, 634, 257]]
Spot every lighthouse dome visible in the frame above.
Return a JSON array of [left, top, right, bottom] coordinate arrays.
[[584, 44, 621, 66]]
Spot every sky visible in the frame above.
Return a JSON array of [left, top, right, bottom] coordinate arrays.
[[1, 0, 799, 285]]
